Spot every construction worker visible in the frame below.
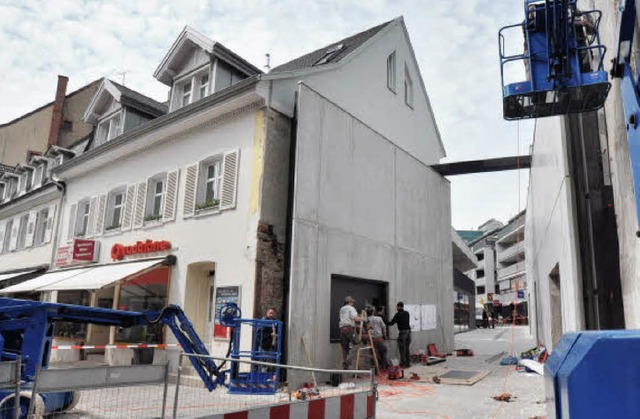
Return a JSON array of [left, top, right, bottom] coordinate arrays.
[[339, 296, 363, 370], [260, 307, 278, 352], [388, 301, 411, 368], [366, 306, 389, 371]]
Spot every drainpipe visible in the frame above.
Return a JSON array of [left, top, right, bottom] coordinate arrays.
[[48, 177, 66, 272]]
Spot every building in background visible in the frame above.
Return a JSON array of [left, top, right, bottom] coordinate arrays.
[[452, 229, 478, 333], [494, 211, 527, 323], [0, 76, 100, 166]]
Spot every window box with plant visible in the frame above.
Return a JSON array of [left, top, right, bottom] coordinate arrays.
[[144, 214, 162, 223], [105, 223, 122, 232], [195, 199, 219, 212]]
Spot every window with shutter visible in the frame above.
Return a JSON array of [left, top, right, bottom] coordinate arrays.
[[16, 214, 30, 249], [0, 222, 5, 253], [220, 149, 239, 210], [85, 197, 98, 237], [9, 217, 21, 251], [66, 203, 77, 243], [183, 163, 199, 218], [2, 220, 12, 252], [105, 189, 125, 232], [133, 180, 148, 228], [24, 211, 37, 248], [163, 170, 179, 222], [121, 184, 136, 231], [94, 194, 107, 236], [33, 208, 48, 246], [43, 204, 56, 244], [195, 158, 222, 212]]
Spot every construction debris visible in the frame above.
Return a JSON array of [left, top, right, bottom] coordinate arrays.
[[493, 393, 516, 402], [455, 348, 474, 357], [410, 372, 420, 380]]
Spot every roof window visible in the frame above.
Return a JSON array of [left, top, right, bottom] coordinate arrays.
[[314, 44, 344, 66]]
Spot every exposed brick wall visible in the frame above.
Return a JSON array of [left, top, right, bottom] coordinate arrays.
[[48, 75, 68, 146], [254, 221, 286, 319]]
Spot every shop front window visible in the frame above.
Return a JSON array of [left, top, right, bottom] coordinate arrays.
[[54, 291, 90, 338], [115, 268, 169, 344]]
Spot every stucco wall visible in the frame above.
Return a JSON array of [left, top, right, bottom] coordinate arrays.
[[287, 85, 452, 379], [526, 116, 584, 349], [0, 106, 53, 166], [270, 21, 444, 166], [58, 107, 262, 356]]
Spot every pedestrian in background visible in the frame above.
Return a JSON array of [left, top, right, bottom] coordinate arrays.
[[339, 296, 363, 369], [388, 301, 411, 368]]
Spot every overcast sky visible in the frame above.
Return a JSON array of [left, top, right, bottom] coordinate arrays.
[[0, 0, 533, 230]]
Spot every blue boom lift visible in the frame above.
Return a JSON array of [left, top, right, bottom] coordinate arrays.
[[499, 0, 610, 120], [0, 297, 282, 417]]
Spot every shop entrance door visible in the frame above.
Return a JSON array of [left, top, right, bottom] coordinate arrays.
[[185, 262, 215, 345]]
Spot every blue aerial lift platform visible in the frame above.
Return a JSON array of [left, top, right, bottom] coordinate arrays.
[[0, 297, 282, 417], [499, 0, 610, 120]]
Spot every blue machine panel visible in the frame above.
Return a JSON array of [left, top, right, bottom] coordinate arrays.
[[545, 330, 640, 418], [619, 66, 640, 233]]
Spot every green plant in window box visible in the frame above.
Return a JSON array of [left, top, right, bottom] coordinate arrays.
[[105, 223, 121, 231], [144, 214, 162, 222], [195, 199, 220, 211]]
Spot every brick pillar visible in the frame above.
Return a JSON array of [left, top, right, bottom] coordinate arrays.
[[47, 75, 69, 147]]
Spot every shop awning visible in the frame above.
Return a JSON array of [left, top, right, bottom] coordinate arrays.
[[0, 269, 43, 284], [0, 259, 165, 294]]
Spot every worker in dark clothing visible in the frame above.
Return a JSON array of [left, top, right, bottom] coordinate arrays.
[[388, 301, 411, 368]]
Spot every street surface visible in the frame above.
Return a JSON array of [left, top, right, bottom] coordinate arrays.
[[376, 326, 546, 419]]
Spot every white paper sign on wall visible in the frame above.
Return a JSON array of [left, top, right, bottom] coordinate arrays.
[[420, 304, 437, 331], [404, 304, 421, 332]]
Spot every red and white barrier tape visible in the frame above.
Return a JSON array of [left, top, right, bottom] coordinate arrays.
[[51, 343, 181, 350], [208, 391, 374, 419]]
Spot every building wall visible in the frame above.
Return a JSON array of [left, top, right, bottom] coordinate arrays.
[[58, 106, 262, 355], [526, 116, 584, 349], [590, 0, 640, 328], [270, 21, 444, 166], [0, 81, 99, 166], [0, 188, 60, 273], [287, 85, 452, 378]]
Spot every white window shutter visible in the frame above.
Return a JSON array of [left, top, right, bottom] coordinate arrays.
[[86, 196, 98, 237], [8, 218, 19, 251], [163, 170, 179, 222], [133, 180, 148, 229], [44, 204, 56, 243], [121, 184, 136, 231], [183, 163, 199, 218], [66, 203, 77, 243], [94, 194, 107, 236], [0, 222, 5, 253], [24, 211, 37, 248], [220, 149, 239, 210]]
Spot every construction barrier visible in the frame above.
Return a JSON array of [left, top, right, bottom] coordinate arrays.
[[206, 392, 375, 419], [51, 343, 180, 350]]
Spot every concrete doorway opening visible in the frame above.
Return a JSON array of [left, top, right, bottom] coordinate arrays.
[[549, 263, 562, 346]]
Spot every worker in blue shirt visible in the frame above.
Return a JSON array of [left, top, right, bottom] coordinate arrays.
[[388, 302, 411, 368]]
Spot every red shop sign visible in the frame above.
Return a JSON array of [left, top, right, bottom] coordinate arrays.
[[111, 239, 171, 261], [56, 239, 100, 267]]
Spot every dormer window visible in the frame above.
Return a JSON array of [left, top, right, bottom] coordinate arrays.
[[33, 164, 45, 187], [172, 65, 211, 111], [20, 171, 32, 193], [95, 111, 123, 146], [0, 183, 5, 201]]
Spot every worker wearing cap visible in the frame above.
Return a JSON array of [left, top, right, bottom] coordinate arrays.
[[388, 301, 411, 368], [339, 296, 363, 370]]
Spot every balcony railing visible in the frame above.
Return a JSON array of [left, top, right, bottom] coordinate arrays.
[[497, 263, 525, 280], [497, 243, 525, 264]]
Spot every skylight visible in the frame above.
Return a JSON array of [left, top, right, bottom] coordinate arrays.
[[314, 43, 344, 66]]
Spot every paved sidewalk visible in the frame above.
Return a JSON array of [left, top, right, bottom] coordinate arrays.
[[376, 326, 547, 419]]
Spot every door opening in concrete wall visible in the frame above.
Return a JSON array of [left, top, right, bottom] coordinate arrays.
[[329, 274, 388, 343], [549, 263, 563, 346]]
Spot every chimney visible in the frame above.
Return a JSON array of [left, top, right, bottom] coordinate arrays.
[[47, 75, 69, 147]]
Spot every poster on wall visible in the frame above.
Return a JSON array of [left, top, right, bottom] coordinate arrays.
[[213, 286, 241, 339], [404, 304, 421, 332], [420, 304, 437, 331]]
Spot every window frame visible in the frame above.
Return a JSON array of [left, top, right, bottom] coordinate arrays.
[[105, 188, 126, 231], [16, 213, 29, 250], [145, 175, 166, 222], [2, 220, 12, 253], [172, 64, 212, 111], [196, 156, 223, 212], [387, 52, 396, 93], [95, 111, 123, 146], [75, 199, 91, 237], [33, 207, 49, 246]]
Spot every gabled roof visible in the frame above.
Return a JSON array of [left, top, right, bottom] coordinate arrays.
[[83, 79, 167, 124], [270, 20, 394, 74], [154, 26, 262, 86]]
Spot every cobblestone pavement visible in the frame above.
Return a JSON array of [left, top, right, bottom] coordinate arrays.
[[376, 326, 547, 419]]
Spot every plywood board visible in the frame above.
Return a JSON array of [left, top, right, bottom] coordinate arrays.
[[437, 369, 491, 385]]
